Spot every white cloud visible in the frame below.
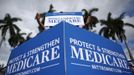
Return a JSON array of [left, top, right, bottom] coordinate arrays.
[[0, 0, 134, 65], [0, 42, 11, 65], [124, 16, 134, 40]]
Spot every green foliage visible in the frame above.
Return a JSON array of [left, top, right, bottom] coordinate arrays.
[[99, 12, 134, 60], [0, 13, 33, 48], [8, 32, 26, 48]]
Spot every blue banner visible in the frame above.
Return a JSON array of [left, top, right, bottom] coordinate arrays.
[[5, 23, 65, 75], [6, 21, 132, 75], [64, 22, 132, 75]]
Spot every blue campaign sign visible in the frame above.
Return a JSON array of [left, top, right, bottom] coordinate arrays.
[[5, 23, 66, 75], [63, 22, 132, 75], [45, 12, 84, 26], [6, 21, 132, 75]]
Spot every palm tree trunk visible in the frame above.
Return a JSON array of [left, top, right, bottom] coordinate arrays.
[[0, 32, 6, 48], [0, 37, 4, 47], [121, 32, 133, 60], [124, 40, 134, 60]]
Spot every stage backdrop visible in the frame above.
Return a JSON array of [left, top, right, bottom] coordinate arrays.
[[5, 22, 132, 75]]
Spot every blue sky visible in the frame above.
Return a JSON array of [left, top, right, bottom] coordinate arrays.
[[0, 0, 134, 65]]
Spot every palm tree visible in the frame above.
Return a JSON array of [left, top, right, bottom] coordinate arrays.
[[0, 14, 22, 47], [8, 32, 32, 48], [8, 31, 26, 48], [82, 8, 99, 30], [99, 12, 134, 60], [35, 4, 56, 32]]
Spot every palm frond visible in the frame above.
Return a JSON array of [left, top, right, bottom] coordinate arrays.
[[11, 18, 22, 22], [1, 26, 8, 37], [12, 24, 21, 32], [0, 20, 5, 23], [0, 25, 5, 29], [89, 8, 99, 16], [118, 12, 125, 19], [19, 33, 26, 35], [48, 4, 56, 13], [9, 26, 16, 36], [4, 14, 11, 20], [26, 32, 32, 40], [124, 23, 134, 28], [99, 27, 108, 35], [100, 20, 107, 25], [82, 9, 88, 15], [107, 12, 112, 21], [103, 29, 110, 39]]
